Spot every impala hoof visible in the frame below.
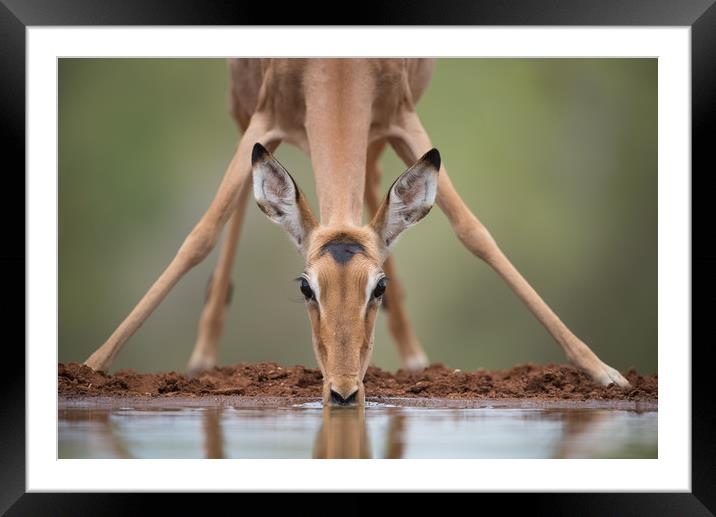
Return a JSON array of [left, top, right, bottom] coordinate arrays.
[[83, 353, 111, 373], [590, 363, 631, 389], [403, 352, 429, 372], [186, 355, 216, 378]]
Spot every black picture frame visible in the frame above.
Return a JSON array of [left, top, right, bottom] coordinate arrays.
[[2, 0, 713, 513]]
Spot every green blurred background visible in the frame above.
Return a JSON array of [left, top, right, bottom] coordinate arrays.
[[59, 59, 657, 374]]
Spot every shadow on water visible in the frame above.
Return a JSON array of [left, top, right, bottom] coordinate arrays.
[[58, 403, 657, 459]]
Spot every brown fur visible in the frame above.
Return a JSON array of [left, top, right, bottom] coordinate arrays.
[[304, 227, 385, 404]]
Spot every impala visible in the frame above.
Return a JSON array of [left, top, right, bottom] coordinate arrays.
[[84, 58, 630, 405]]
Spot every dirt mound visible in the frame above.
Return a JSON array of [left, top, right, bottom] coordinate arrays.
[[58, 362, 657, 401]]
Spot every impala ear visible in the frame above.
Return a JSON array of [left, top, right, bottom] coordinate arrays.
[[251, 143, 317, 254], [370, 148, 440, 252]]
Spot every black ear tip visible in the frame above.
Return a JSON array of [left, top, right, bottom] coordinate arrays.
[[251, 142, 268, 164], [422, 148, 441, 170]]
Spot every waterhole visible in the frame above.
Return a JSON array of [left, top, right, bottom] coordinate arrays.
[[59, 398, 656, 459]]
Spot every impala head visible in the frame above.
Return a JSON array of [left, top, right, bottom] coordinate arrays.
[[251, 143, 440, 406]]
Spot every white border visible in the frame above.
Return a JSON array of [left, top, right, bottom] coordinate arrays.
[[28, 27, 690, 491]]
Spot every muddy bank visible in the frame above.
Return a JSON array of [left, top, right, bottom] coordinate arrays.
[[58, 362, 657, 402]]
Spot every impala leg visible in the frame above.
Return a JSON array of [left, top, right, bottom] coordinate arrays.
[[388, 112, 630, 388], [185, 178, 250, 376], [84, 115, 275, 372], [364, 140, 429, 371], [186, 139, 282, 376]]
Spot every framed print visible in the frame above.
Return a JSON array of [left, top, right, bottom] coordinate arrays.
[[3, 0, 714, 513]]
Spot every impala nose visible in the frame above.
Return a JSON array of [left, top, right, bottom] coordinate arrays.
[[329, 387, 359, 406]]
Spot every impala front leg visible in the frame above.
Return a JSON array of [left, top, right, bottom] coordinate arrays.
[[84, 114, 277, 372], [388, 112, 630, 388]]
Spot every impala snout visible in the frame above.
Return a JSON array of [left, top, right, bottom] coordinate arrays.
[[325, 377, 364, 406], [330, 389, 357, 405]]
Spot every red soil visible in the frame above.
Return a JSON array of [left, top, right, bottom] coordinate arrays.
[[58, 362, 657, 402]]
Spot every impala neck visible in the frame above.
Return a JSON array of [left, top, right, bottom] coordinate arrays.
[[303, 60, 375, 227]]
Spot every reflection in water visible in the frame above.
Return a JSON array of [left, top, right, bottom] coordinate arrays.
[[203, 408, 224, 459], [208, 405, 403, 459], [58, 404, 657, 459], [311, 407, 407, 459], [384, 411, 406, 459], [313, 407, 371, 459], [59, 409, 134, 459], [550, 409, 608, 459]]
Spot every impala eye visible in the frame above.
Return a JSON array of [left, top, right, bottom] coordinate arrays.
[[373, 277, 388, 299], [299, 277, 314, 300]]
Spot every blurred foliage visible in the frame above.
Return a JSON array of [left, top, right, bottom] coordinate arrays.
[[59, 59, 657, 374]]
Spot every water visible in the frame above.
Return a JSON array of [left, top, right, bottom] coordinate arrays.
[[58, 400, 657, 459]]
